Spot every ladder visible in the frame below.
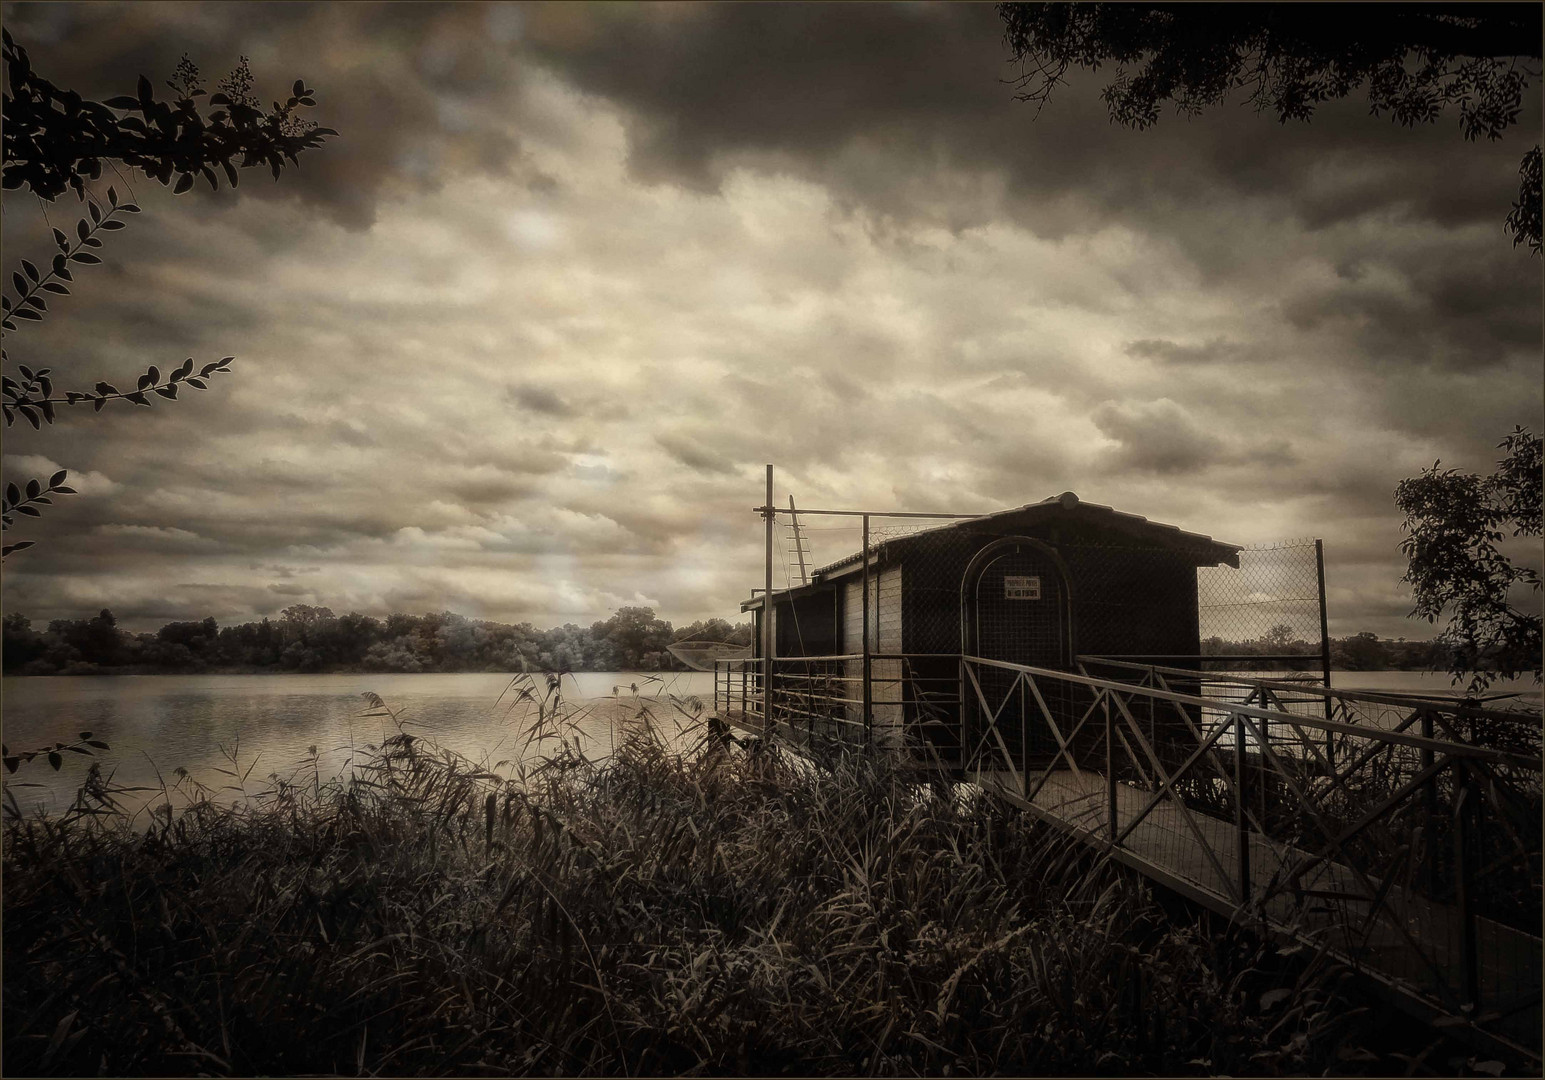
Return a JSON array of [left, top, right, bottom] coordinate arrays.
[[785, 497, 811, 587]]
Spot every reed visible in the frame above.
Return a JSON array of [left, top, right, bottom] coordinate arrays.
[[3, 682, 1405, 1076]]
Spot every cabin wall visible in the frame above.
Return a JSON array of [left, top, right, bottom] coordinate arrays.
[[774, 591, 838, 656], [839, 565, 904, 743]]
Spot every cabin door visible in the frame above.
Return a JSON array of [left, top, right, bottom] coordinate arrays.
[[962, 537, 1072, 770]]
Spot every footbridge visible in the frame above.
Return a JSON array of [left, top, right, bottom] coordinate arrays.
[[713, 654, 1543, 1063]]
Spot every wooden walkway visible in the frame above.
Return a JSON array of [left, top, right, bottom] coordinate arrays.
[[971, 768, 1542, 1054]]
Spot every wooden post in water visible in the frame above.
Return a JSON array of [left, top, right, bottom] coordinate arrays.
[[862, 513, 872, 745], [763, 464, 774, 736]]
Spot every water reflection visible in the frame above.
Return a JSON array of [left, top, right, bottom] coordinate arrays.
[[3, 671, 715, 817]]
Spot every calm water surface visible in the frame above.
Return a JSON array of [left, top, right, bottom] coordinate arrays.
[[2, 669, 1537, 817], [3, 671, 716, 816]]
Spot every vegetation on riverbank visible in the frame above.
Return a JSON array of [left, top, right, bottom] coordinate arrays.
[[4, 602, 1457, 678], [3, 605, 752, 676], [4, 682, 1435, 1077]]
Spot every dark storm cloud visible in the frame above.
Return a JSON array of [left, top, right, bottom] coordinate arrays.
[[507, 382, 576, 417], [2, 2, 535, 229], [526, 2, 1534, 243]]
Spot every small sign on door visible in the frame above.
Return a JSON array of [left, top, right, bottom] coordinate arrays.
[[1004, 575, 1041, 600]]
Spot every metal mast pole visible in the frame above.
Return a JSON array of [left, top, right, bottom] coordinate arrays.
[[763, 464, 774, 736], [862, 512, 872, 745]]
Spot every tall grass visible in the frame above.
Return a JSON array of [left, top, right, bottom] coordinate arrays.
[[2, 683, 1437, 1076]]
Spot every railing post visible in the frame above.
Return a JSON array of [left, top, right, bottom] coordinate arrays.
[[1022, 674, 1030, 799], [1235, 711, 1251, 907], [959, 656, 969, 773], [1421, 709, 1437, 894], [1455, 768, 1480, 1009], [1316, 538, 1333, 767], [763, 464, 774, 737], [1105, 690, 1117, 844]]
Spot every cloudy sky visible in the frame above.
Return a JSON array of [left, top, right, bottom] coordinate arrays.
[[2, 2, 1540, 637]]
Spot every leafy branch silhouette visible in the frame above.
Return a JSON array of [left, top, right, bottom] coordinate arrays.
[[1, 32, 336, 559]]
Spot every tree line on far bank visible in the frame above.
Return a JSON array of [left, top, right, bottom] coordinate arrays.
[[4, 603, 1452, 677], [1201, 623, 1455, 673], [1, 604, 753, 676]]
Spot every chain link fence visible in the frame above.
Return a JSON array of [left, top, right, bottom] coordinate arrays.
[[1197, 540, 1327, 671]]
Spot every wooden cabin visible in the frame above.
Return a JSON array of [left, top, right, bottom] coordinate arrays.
[[741, 492, 1241, 758]]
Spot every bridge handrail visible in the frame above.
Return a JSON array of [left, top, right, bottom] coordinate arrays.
[[963, 655, 1540, 770], [1080, 655, 1543, 724]]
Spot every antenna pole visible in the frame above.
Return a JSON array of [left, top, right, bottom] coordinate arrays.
[[763, 464, 775, 736]]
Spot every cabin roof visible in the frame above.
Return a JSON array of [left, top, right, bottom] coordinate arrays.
[[742, 491, 1241, 611]]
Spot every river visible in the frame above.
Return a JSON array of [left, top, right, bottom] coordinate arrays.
[[2, 669, 1537, 816]]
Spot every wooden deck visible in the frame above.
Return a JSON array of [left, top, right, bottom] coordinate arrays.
[[971, 768, 1542, 1054]]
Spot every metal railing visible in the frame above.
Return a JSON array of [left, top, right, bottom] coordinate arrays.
[[715, 653, 963, 753], [959, 653, 1541, 1058]]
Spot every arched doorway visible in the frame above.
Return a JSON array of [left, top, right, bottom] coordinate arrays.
[[960, 536, 1074, 770]]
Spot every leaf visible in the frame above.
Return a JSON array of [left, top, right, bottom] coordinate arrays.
[[42, 282, 69, 294], [2, 757, 16, 773], [126, 392, 150, 407], [95, 382, 118, 395], [18, 408, 39, 430], [137, 373, 154, 391], [173, 172, 194, 195], [5, 483, 18, 506], [104, 95, 139, 109], [49, 470, 67, 488], [48, 751, 61, 771], [51, 228, 68, 250], [85, 740, 109, 750], [77, 219, 89, 242], [24, 295, 45, 311], [53, 486, 77, 494], [70, 252, 102, 265], [294, 79, 305, 97], [16, 505, 41, 516], [122, 204, 142, 214], [99, 220, 127, 231], [12, 272, 27, 296], [21, 259, 38, 282], [187, 378, 207, 389], [137, 73, 153, 109], [223, 160, 239, 188], [93, 399, 105, 412], [25, 479, 40, 499], [88, 201, 101, 224], [39, 401, 54, 424], [108, 186, 117, 207], [147, 365, 160, 385], [155, 385, 177, 399], [12, 308, 42, 321]]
